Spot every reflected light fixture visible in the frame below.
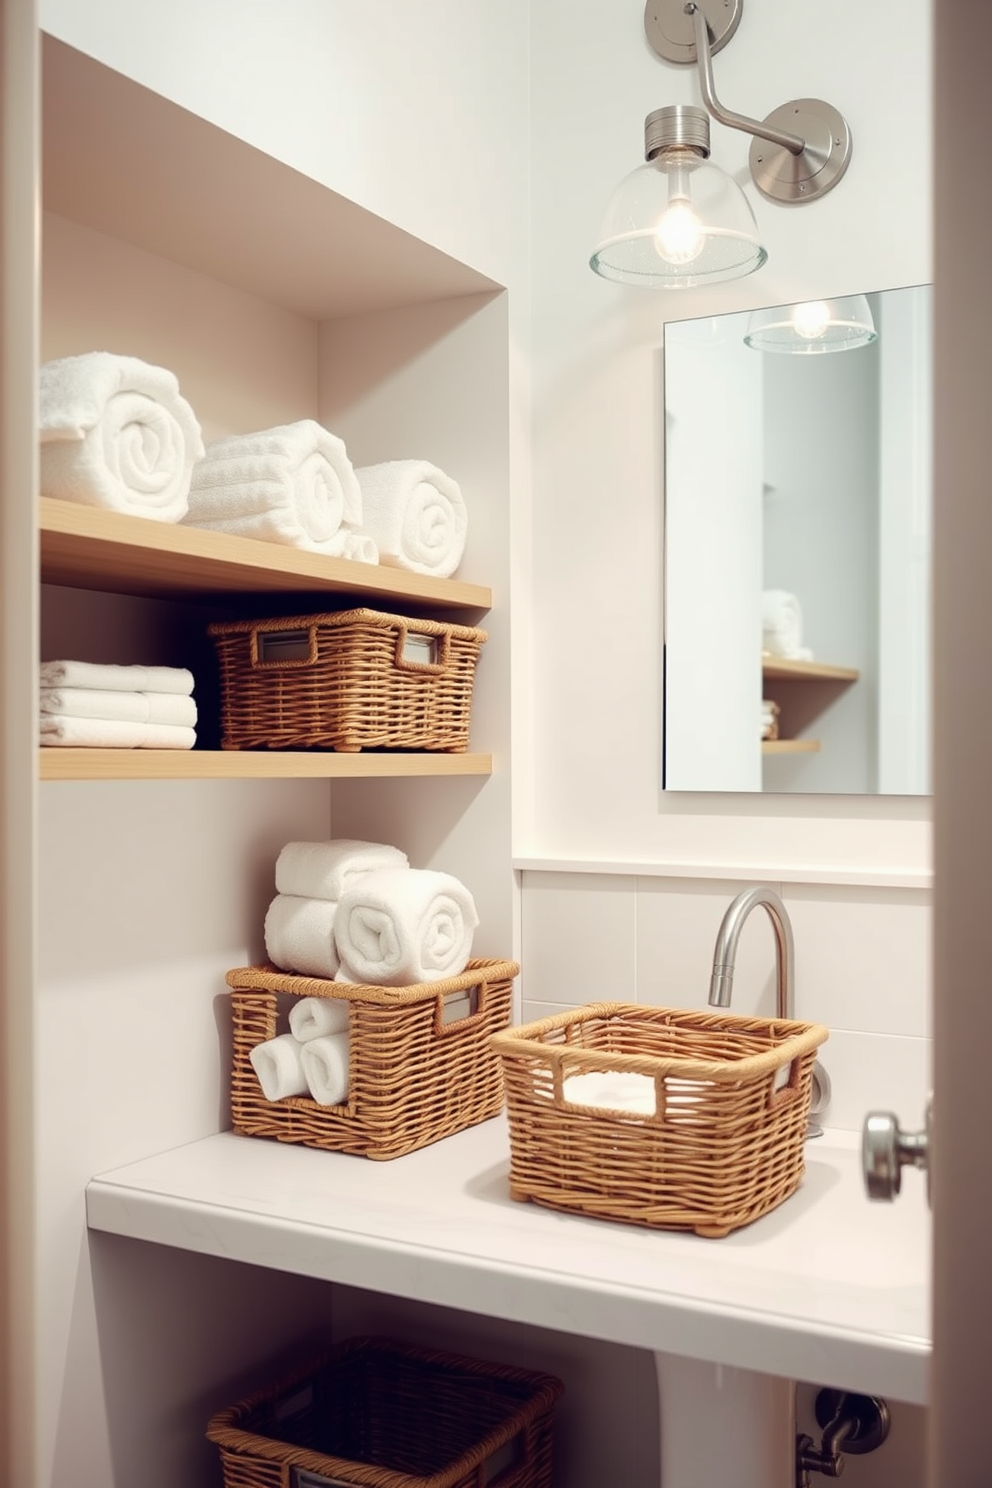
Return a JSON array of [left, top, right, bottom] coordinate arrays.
[[591, 0, 853, 289], [744, 295, 878, 354]]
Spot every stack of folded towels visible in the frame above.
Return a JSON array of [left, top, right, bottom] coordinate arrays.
[[251, 837, 480, 1107], [761, 698, 780, 741], [39, 660, 197, 749]]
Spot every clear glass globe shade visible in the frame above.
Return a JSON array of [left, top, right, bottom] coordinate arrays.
[[590, 152, 767, 288], [744, 294, 878, 353]]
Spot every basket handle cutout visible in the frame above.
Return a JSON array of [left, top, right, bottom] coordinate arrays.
[[553, 1062, 661, 1120], [292, 1469, 362, 1488], [394, 622, 451, 675], [252, 626, 319, 669], [483, 1428, 526, 1485], [768, 1058, 801, 1111], [434, 981, 488, 1035]]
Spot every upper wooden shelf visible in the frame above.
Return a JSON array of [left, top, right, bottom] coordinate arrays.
[[761, 656, 860, 683], [39, 499, 492, 612], [39, 748, 493, 783]]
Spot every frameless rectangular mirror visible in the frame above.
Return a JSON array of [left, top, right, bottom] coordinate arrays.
[[662, 284, 932, 795]]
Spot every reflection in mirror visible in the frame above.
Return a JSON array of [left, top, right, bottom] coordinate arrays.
[[662, 285, 932, 796]]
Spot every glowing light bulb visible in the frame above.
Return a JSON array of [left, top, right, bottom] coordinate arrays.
[[791, 301, 832, 340], [654, 199, 705, 266]]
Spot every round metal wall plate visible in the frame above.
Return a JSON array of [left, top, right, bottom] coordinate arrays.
[[749, 100, 852, 203], [814, 1391, 891, 1456], [644, 0, 743, 65]]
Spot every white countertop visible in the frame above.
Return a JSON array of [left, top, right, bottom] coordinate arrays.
[[85, 1117, 930, 1404]]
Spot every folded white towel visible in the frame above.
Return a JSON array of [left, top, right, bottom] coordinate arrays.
[[183, 419, 369, 557], [39, 660, 195, 695], [761, 589, 814, 662], [563, 1070, 657, 1115], [264, 895, 340, 979], [300, 1031, 351, 1105], [39, 716, 196, 749], [39, 352, 204, 522], [274, 839, 409, 902], [334, 867, 478, 986], [354, 459, 468, 578], [288, 995, 350, 1041], [39, 686, 198, 727], [249, 1033, 309, 1102]]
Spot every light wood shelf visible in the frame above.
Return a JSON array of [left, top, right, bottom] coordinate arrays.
[[40, 498, 492, 613], [761, 656, 860, 683], [39, 749, 492, 782], [762, 739, 821, 756]]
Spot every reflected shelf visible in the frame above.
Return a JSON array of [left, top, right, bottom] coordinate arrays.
[[762, 739, 821, 756]]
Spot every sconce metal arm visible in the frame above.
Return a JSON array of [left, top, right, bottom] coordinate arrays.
[[686, 3, 805, 154]]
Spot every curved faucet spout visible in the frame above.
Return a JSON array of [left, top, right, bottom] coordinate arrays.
[[708, 885, 795, 1022]]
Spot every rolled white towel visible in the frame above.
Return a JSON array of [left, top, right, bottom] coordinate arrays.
[[39, 687, 197, 727], [39, 352, 204, 522], [761, 589, 814, 662], [300, 1031, 351, 1106], [354, 459, 467, 578], [334, 866, 478, 986], [274, 839, 409, 902], [39, 660, 195, 695], [288, 995, 350, 1041], [264, 895, 340, 980], [249, 1033, 309, 1102], [563, 1070, 657, 1116], [183, 419, 369, 556], [39, 716, 196, 749]]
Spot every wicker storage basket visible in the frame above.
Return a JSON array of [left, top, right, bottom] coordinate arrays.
[[228, 959, 518, 1160], [491, 1002, 829, 1238], [207, 607, 487, 752], [206, 1335, 564, 1488]]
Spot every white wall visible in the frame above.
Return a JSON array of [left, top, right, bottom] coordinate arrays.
[[525, 0, 932, 876]]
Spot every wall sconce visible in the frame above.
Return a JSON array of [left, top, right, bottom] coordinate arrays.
[[589, 104, 767, 287], [744, 295, 878, 354], [591, 0, 853, 288]]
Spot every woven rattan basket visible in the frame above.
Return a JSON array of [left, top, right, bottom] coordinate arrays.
[[491, 1002, 829, 1238], [228, 958, 518, 1160], [208, 607, 487, 752], [206, 1335, 564, 1488]]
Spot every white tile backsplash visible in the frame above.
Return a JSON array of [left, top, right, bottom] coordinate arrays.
[[521, 870, 934, 1133], [518, 872, 637, 1006], [782, 883, 931, 1037]]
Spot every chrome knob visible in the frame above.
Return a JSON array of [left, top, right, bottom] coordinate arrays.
[[862, 1097, 932, 1207]]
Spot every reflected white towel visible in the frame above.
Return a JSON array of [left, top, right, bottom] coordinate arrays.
[[334, 867, 478, 986], [39, 660, 195, 695], [39, 716, 196, 749], [300, 1031, 350, 1105], [563, 1070, 657, 1115], [761, 589, 814, 662], [39, 687, 197, 727], [274, 839, 409, 902], [184, 419, 369, 557], [249, 1033, 309, 1102], [288, 995, 350, 1041], [355, 459, 467, 578], [264, 895, 340, 980], [39, 352, 204, 521]]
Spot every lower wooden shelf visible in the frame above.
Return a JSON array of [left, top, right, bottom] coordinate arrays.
[[762, 739, 821, 756], [39, 749, 493, 781]]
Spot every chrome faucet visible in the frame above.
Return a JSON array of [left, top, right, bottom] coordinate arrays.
[[708, 885, 828, 1137], [708, 885, 794, 1020]]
